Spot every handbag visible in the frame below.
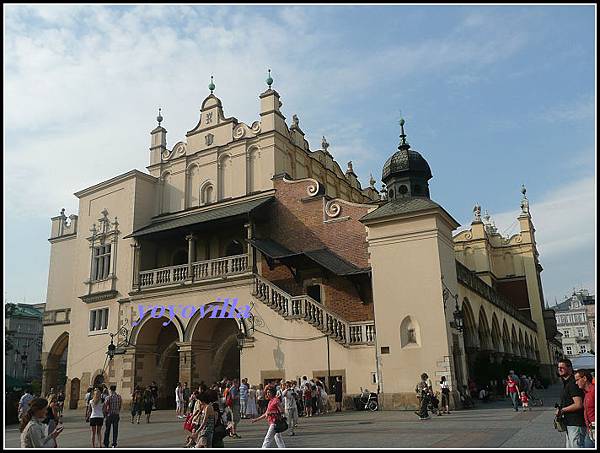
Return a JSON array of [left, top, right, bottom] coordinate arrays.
[[553, 415, 567, 432], [274, 415, 288, 433], [183, 413, 194, 432]]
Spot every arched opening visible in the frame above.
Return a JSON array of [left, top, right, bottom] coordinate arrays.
[[491, 314, 502, 352], [502, 320, 511, 354], [247, 148, 261, 194], [400, 315, 421, 348], [218, 155, 233, 200], [186, 164, 201, 208], [133, 315, 183, 409], [201, 182, 215, 206], [69, 378, 80, 409], [461, 298, 478, 378], [172, 249, 188, 266], [478, 307, 492, 351], [42, 332, 69, 397]]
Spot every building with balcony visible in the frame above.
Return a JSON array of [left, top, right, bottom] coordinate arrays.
[[41, 75, 557, 411], [554, 290, 595, 358]]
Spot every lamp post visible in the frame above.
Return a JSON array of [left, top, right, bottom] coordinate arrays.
[[442, 279, 464, 333]]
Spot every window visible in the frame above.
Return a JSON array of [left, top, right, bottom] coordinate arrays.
[[580, 345, 587, 354], [565, 346, 573, 355], [577, 328, 584, 337], [89, 308, 109, 332], [92, 244, 112, 280], [563, 330, 570, 338]]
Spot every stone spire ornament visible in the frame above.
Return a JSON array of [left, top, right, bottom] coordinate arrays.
[[381, 183, 387, 200], [398, 118, 410, 151], [520, 184, 530, 215], [322, 136, 330, 154], [347, 161, 354, 174], [291, 114, 299, 129], [266, 69, 273, 89], [156, 107, 163, 127], [483, 209, 491, 224], [473, 203, 481, 222], [369, 173, 376, 189], [208, 75, 215, 94]]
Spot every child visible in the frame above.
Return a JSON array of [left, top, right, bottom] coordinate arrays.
[[520, 391, 529, 411]]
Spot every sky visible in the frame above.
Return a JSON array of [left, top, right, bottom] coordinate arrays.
[[3, 4, 596, 307]]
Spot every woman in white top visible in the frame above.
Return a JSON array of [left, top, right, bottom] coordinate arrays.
[[88, 389, 105, 447], [20, 398, 63, 448], [246, 385, 258, 418], [439, 376, 451, 415]]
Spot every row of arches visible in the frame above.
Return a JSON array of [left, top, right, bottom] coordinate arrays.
[[160, 148, 262, 214], [461, 298, 540, 360]]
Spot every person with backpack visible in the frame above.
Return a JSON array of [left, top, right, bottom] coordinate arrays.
[[252, 387, 286, 448]]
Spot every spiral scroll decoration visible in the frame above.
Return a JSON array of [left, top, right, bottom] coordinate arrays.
[[325, 200, 341, 218], [306, 181, 320, 196], [233, 125, 246, 139], [251, 121, 261, 134]]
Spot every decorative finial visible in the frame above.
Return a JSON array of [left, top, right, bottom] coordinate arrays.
[[322, 136, 330, 153], [369, 173, 376, 188], [483, 209, 490, 224], [60, 208, 66, 217], [347, 161, 354, 173], [208, 75, 215, 94], [520, 184, 529, 215], [266, 69, 273, 89], [381, 183, 388, 200], [473, 203, 481, 222], [156, 107, 163, 126], [398, 117, 410, 151], [291, 114, 299, 129]]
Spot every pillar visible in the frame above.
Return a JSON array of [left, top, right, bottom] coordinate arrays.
[[178, 342, 193, 388], [131, 240, 141, 290], [186, 233, 196, 281], [245, 222, 254, 272]]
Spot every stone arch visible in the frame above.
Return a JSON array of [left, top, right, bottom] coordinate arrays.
[[69, 377, 80, 409], [502, 319, 511, 354], [184, 301, 250, 342], [42, 332, 69, 397], [518, 329, 525, 357], [185, 163, 201, 208], [130, 311, 185, 345], [491, 313, 502, 352], [247, 146, 261, 194], [400, 315, 421, 348], [525, 333, 532, 359], [511, 325, 518, 355], [478, 306, 492, 350], [218, 153, 233, 200], [462, 298, 478, 349]]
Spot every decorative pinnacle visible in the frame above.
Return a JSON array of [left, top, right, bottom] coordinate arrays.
[[156, 107, 163, 126], [520, 184, 530, 215], [398, 117, 410, 151], [521, 184, 527, 197], [266, 69, 273, 89], [369, 173, 376, 188], [473, 203, 481, 222], [208, 75, 215, 93], [321, 136, 330, 153]]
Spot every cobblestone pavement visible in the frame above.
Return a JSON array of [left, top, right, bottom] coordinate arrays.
[[5, 385, 569, 448]]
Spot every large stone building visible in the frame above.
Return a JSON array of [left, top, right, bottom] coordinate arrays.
[[42, 76, 559, 410], [5, 303, 45, 382], [555, 290, 595, 357]]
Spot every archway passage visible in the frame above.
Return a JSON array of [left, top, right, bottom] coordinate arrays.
[[134, 317, 181, 409], [42, 332, 69, 397], [190, 315, 241, 386]]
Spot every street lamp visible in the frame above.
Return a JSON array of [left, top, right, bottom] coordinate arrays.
[[236, 331, 246, 352], [442, 279, 464, 333]]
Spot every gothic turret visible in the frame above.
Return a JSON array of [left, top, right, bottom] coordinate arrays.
[[381, 118, 432, 200]]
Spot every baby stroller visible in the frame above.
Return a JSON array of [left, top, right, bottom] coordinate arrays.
[[358, 388, 379, 411], [427, 392, 440, 415]]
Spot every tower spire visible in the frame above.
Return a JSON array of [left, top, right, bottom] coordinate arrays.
[[398, 118, 410, 151], [156, 107, 163, 127], [208, 75, 215, 94], [266, 68, 273, 89]]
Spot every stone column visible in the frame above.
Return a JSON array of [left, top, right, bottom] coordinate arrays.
[[186, 234, 196, 282], [131, 240, 141, 291], [177, 342, 193, 387], [245, 222, 254, 272]]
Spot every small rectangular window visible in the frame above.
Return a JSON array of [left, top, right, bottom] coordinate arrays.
[[89, 308, 109, 332], [92, 244, 112, 281]]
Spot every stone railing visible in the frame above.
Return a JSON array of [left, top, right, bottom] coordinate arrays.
[[253, 274, 375, 347], [43, 308, 71, 326], [138, 254, 250, 289], [455, 261, 537, 331]]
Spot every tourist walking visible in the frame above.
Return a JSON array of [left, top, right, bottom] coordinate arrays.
[[103, 384, 122, 448], [520, 391, 530, 411], [575, 369, 595, 448], [282, 381, 298, 436], [56, 390, 65, 417], [415, 373, 431, 420], [143, 386, 154, 423], [18, 388, 34, 421], [334, 377, 343, 412], [131, 386, 143, 424], [44, 393, 60, 436], [556, 358, 585, 448], [505, 375, 520, 412], [149, 381, 159, 410], [246, 385, 258, 418], [440, 376, 450, 414], [20, 398, 64, 448], [252, 387, 286, 448], [195, 393, 216, 448], [257, 384, 266, 415], [88, 389, 104, 447], [240, 378, 249, 419], [229, 379, 242, 438], [303, 382, 313, 417]]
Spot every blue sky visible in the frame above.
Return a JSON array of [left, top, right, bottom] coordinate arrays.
[[4, 5, 596, 305]]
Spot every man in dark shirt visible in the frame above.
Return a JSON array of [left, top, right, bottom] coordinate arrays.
[[556, 358, 585, 448]]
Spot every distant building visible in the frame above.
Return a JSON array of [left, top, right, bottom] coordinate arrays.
[[5, 303, 45, 381], [554, 290, 595, 357]]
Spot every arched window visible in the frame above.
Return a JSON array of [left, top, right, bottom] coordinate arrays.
[[247, 148, 261, 194], [400, 316, 421, 348], [218, 154, 233, 200], [224, 240, 244, 256], [186, 165, 201, 208], [201, 183, 215, 205], [161, 172, 173, 214]]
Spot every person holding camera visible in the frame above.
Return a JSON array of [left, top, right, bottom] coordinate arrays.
[[556, 359, 585, 448], [20, 398, 64, 448]]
